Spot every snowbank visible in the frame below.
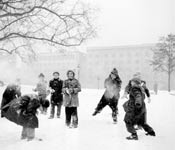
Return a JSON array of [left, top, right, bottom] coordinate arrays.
[[0, 86, 175, 150]]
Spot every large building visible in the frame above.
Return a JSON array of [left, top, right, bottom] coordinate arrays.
[[32, 50, 85, 83], [1, 44, 174, 90], [81, 44, 175, 90], [0, 50, 84, 85]]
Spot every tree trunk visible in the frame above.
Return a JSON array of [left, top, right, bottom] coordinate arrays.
[[168, 72, 171, 92]]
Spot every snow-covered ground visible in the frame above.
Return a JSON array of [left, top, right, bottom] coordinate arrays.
[[0, 86, 175, 150]]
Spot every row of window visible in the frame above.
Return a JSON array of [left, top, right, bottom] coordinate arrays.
[[87, 59, 143, 66], [88, 50, 152, 59]]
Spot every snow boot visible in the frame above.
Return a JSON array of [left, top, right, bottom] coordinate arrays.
[[27, 137, 35, 141], [48, 115, 54, 119], [113, 117, 117, 124], [27, 137, 43, 142], [112, 112, 117, 124], [72, 124, 78, 128], [66, 122, 71, 128], [21, 136, 27, 140], [146, 131, 156, 136], [126, 133, 138, 140], [92, 111, 98, 116]]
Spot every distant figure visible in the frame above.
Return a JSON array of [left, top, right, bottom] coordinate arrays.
[[62, 70, 81, 128], [123, 77, 155, 140], [153, 82, 158, 95], [49, 72, 63, 119], [92, 68, 122, 124], [33, 73, 50, 114]]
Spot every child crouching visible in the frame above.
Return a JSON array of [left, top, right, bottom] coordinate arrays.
[[20, 94, 41, 141], [1, 93, 41, 141]]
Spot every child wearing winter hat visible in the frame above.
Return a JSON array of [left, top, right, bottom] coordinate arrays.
[[92, 68, 122, 124], [48, 72, 63, 119]]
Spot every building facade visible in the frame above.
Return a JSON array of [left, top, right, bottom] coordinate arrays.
[[81, 44, 175, 90], [32, 50, 84, 83], [1, 44, 174, 90]]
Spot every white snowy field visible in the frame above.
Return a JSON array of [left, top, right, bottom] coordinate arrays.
[[0, 85, 175, 150]]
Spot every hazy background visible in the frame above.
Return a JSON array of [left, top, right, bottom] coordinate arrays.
[[0, 0, 175, 89], [84, 0, 174, 47]]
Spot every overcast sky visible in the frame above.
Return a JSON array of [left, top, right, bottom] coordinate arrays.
[[84, 0, 175, 47]]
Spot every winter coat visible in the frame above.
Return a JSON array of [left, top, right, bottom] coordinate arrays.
[[1, 94, 40, 128], [123, 85, 146, 125], [1, 84, 21, 117], [62, 78, 81, 107], [104, 76, 122, 100], [34, 81, 50, 107], [125, 80, 150, 98], [49, 78, 63, 104]]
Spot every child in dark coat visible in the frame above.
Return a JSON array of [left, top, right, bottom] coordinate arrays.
[[122, 73, 151, 129], [122, 72, 151, 102], [123, 78, 155, 140], [49, 72, 63, 119]]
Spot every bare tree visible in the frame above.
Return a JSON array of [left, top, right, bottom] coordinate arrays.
[[0, 0, 96, 60], [151, 34, 175, 92]]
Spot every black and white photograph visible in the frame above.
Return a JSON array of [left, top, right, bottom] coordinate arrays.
[[0, 0, 175, 150]]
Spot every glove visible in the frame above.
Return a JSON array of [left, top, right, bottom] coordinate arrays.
[[51, 89, 55, 94], [69, 88, 74, 94], [65, 88, 70, 94]]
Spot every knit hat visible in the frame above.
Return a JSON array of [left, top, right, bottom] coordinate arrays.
[[131, 77, 141, 85], [67, 70, 75, 77], [38, 73, 45, 78], [53, 72, 59, 76], [133, 72, 141, 79], [111, 68, 118, 76]]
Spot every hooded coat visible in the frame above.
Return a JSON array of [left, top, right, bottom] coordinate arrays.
[[49, 78, 63, 105], [125, 77, 150, 98], [1, 94, 40, 128], [123, 85, 146, 125], [104, 69, 122, 100]]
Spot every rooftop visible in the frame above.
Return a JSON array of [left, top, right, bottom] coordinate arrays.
[[87, 43, 156, 52]]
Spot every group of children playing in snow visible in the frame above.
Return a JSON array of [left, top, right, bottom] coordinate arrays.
[[0, 68, 155, 141]]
